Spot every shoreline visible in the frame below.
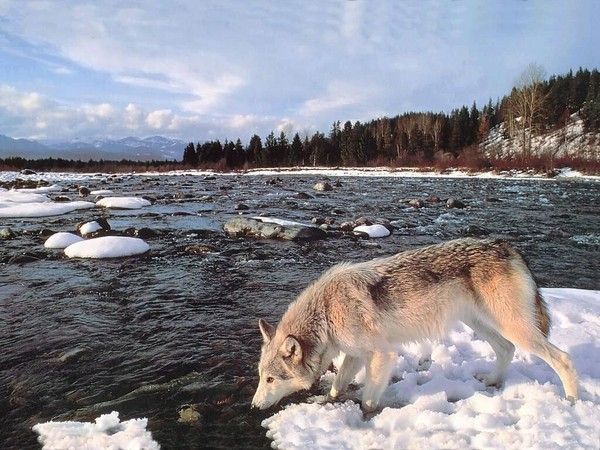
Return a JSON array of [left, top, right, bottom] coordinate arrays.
[[1, 166, 599, 182]]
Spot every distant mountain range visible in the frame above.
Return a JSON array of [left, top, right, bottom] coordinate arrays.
[[0, 135, 185, 161]]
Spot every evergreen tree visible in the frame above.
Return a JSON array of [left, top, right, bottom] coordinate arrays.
[[248, 134, 263, 165], [264, 132, 277, 166], [182, 142, 197, 165], [289, 133, 303, 166]]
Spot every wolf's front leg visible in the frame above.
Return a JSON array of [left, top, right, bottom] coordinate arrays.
[[361, 351, 396, 412], [329, 354, 363, 399]]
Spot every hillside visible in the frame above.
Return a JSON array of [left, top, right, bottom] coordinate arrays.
[[482, 113, 600, 160]]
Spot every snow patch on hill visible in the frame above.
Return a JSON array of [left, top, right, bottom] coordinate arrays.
[[482, 114, 599, 160]]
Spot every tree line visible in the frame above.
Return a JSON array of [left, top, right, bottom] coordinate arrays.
[[182, 66, 600, 168]]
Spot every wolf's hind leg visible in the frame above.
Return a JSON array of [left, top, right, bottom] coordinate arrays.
[[500, 329, 579, 402], [330, 354, 363, 399], [361, 351, 396, 412], [464, 316, 515, 387]]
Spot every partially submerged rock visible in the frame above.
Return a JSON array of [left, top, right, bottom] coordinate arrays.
[[223, 217, 327, 241], [0, 227, 16, 239], [313, 181, 333, 192], [446, 197, 466, 209]]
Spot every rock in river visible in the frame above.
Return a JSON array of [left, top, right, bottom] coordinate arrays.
[[313, 181, 333, 192], [223, 217, 327, 241]]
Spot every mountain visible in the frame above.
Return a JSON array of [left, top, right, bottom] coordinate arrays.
[[0, 135, 185, 161]]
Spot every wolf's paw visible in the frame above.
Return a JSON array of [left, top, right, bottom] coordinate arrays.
[[474, 372, 502, 388]]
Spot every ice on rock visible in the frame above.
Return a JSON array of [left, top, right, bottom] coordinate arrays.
[[262, 288, 600, 450], [353, 224, 391, 238], [96, 197, 151, 209], [32, 411, 159, 450], [44, 232, 85, 249], [64, 236, 150, 258]]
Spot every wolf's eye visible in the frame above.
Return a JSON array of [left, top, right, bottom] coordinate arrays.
[[266, 376, 274, 383]]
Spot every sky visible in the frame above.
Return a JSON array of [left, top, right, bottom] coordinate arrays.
[[0, 0, 599, 143]]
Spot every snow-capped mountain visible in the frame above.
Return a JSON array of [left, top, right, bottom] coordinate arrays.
[[0, 135, 186, 161]]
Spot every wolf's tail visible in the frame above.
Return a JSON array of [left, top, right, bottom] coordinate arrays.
[[535, 290, 551, 337]]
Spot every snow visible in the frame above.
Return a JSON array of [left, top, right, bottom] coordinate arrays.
[[0, 190, 50, 204], [13, 184, 63, 193], [79, 221, 103, 235], [0, 201, 95, 218], [96, 196, 151, 209], [262, 288, 600, 450], [252, 217, 315, 228], [64, 236, 150, 258], [90, 189, 113, 195], [44, 232, 84, 249], [32, 411, 159, 450], [353, 224, 391, 238]]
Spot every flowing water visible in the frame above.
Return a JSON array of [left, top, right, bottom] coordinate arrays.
[[0, 173, 598, 449]]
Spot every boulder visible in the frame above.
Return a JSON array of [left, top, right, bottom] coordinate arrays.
[[313, 181, 333, 192], [235, 203, 250, 211], [0, 227, 16, 239], [408, 199, 425, 208], [223, 217, 327, 241], [446, 197, 465, 209], [78, 187, 91, 197], [20, 169, 37, 175]]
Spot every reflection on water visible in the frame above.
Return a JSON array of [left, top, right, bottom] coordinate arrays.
[[0, 174, 598, 448]]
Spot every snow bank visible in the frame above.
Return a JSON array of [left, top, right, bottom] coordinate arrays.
[[64, 236, 150, 258], [44, 232, 84, 249], [96, 197, 151, 209], [353, 224, 391, 238], [32, 411, 159, 450], [0, 201, 95, 218], [263, 288, 600, 450]]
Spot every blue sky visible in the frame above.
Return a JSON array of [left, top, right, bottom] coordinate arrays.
[[0, 0, 598, 142]]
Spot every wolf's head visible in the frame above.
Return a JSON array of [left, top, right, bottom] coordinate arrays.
[[251, 318, 316, 409]]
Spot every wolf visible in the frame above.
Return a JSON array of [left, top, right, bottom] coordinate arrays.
[[251, 238, 578, 411]]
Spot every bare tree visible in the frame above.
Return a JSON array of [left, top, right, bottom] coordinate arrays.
[[507, 63, 548, 158]]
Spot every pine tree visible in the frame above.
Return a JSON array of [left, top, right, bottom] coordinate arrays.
[[248, 134, 263, 165], [289, 133, 303, 166], [182, 142, 197, 165]]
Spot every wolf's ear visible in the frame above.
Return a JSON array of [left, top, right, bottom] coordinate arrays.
[[281, 335, 302, 364], [258, 319, 275, 344]]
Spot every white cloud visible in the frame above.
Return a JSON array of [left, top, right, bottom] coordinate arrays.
[[145, 109, 173, 129]]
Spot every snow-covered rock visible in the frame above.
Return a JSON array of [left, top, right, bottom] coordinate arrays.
[[79, 221, 103, 235], [90, 189, 113, 195], [0, 201, 95, 218], [353, 224, 391, 238], [262, 288, 600, 450], [32, 411, 159, 450], [96, 197, 151, 209], [44, 232, 85, 249], [64, 236, 150, 258], [0, 190, 50, 204]]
